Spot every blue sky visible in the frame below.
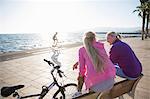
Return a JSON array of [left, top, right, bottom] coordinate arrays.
[[0, 0, 141, 33]]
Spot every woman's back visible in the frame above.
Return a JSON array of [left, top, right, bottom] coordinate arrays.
[[79, 41, 116, 89]]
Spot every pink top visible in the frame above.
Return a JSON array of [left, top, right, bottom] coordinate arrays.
[[78, 41, 116, 89]]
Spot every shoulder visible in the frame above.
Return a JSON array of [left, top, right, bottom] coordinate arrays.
[[79, 47, 85, 52], [97, 40, 104, 45], [111, 41, 122, 52], [94, 41, 104, 48], [78, 47, 86, 56], [97, 41, 104, 45], [114, 40, 130, 48], [113, 40, 124, 48], [111, 40, 130, 52]]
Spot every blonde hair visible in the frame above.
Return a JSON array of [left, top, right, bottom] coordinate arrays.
[[107, 31, 121, 39], [84, 31, 104, 72]]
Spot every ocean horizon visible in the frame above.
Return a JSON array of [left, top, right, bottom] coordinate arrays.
[[0, 32, 141, 53]]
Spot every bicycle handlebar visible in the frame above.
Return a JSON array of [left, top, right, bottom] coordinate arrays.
[[43, 59, 64, 78], [44, 59, 54, 67]]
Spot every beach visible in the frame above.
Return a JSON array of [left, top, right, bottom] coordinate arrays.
[[0, 37, 150, 99]]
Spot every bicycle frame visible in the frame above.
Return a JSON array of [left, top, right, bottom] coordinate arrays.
[[13, 60, 66, 99], [17, 82, 55, 99], [1, 59, 75, 99]]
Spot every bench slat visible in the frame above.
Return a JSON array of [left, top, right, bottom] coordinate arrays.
[[74, 74, 143, 99], [110, 74, 143, 98]]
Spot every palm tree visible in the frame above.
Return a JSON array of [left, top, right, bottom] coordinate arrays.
[[145, 1, 150, 38], [140, 0, 149, 3], [134, 0, 150, 40], [134, 3, 147, 40]]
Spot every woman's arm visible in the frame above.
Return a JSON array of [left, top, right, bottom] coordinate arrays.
[[73, 48, 86, 76], [79, 48, 86, 77]]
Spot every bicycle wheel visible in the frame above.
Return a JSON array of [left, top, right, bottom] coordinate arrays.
[[53, 83, 77, 99]]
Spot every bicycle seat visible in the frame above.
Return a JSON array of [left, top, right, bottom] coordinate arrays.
[[1, 85, 24, 97]]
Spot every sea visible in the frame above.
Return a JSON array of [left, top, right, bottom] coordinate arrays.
[[0, 32, 141, 53]]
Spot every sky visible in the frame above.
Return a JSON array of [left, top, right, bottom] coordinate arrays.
[[0, 0, 141, 33]]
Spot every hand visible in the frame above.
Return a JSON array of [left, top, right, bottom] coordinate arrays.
[[77, 74, 84, 80], [73, 62, 78, 70]]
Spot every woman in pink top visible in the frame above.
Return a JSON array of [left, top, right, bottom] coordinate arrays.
[[72, 31, 116, 97]]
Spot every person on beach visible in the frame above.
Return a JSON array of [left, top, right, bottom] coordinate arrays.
[[72, 31, 116, 98], [52, 32, 58, 47], [106, 31, 142, 80]]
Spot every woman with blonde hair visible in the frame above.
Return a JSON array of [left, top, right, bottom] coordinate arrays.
[[72, 31, 116, 98]]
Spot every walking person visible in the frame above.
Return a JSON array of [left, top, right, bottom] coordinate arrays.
[[52, 32, 58, 47]]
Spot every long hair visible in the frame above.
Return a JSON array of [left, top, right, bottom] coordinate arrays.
[[84, 31, 104, 72]]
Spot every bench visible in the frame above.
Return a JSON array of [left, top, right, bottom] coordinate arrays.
[[75, 74, 143, 99]]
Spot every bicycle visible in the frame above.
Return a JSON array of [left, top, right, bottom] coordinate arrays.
[[1, 59, 77, 99]]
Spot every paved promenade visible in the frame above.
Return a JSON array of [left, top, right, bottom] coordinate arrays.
[[0, 37, 150, 99]]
